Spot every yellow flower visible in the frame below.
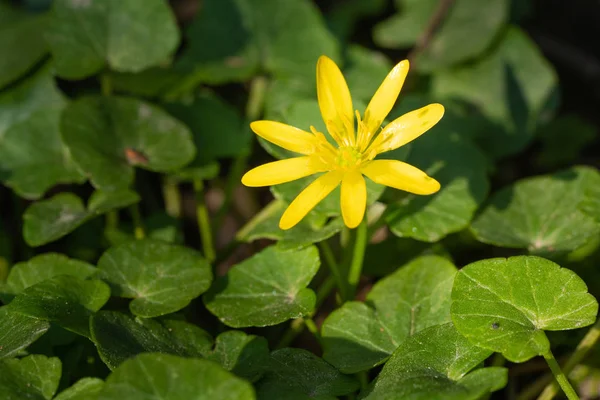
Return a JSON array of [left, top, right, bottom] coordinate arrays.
[[242, 56, 444, 230]]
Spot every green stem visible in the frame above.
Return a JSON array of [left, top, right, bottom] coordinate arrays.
[[542, 347, 579, 400], [315, 275, 336, 309], [246, 76, 268, 121], [537, 319, 600, 400], [304, 318, 320, 341], [319, 241, 347, 302], [101, 73, 112, 96], [194, 179, 216, 263], [162, 177, 181, 218], [347, 219, 368, 299], [130, 205, 145, 239], [105, 210, 119, 231], [276, 318, 304, 349]]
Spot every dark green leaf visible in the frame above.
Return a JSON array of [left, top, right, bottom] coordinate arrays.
[[451, 256, 598, 362], [535, 116, 597, 169], [580, 167, 600, 222], [344, 46, 392, 104], [322, 256, 456, 373], [97, 353, 255, 400], [363, 323, 506, 400], [470, 166, 600, 255], [54, 378, 104, 400], [8, 275, 110, 338], [47, 0, 180, 79], [97, 239, 212, 317], [61, 96, 195, 190], [0, 354, 61, 400], [257, 348, 359, 400], [204, 245, 319, 327], [373, 0, 437, 49], [90, 311, 210, 369], [0, 306, 50, 359]]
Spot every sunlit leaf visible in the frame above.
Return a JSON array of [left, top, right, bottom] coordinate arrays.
[[0, 354, 61, 400], [54, 378, 105, 400], [0, 306, 50, 359]]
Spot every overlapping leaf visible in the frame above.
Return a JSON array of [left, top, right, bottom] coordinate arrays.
[[0, 355, 61, 400], [0, 307, 50, 359]]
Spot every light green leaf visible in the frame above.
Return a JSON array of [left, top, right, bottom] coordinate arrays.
[[386, 131, 489, 242], [54, 378, 104, 400], [470, 166, 600, 255], [0, 108, 85, 199], [205, 330, 270, 382], [432, 27, 558, 158], [90, 311, 211, 369], [97, 239, 212, 317], [237, 200, 343, 249], [0, 306, 50, 359], [5, 253, 96, 294], [8, 275, 111, 338], [204, 245, 319, 327], [23, 190, 140, 246], [0, 63, 65, 139], [256, 348, 359, 400], [97, 353, 255, 400], [47, 0, 180, 79], [322, 256, 457, 373], [0, 354, 62, 400], [451, 256, 598, 362], [61, 96, 195, 190], [0, 4, 48, 89], [363, 323, 506, 400]]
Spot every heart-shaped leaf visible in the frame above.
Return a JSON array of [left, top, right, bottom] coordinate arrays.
[[47, 0, 180, 79], [470, 166, 600, 255], [385, 130, 489, 242], [322, 256, 457, 373], [0, 354, 62, 400], [0, 306, 50, 359], [256, 348, 359, 400], [54, 378, 105, 400], [8, 275, 110, 338], [97, 353, 255, 400], [204, 245, 320, 327], [363, 323, 506, 400], [90, 311, 211, 369], [5, 253, 96, 294], [61, 96, 195, 191], [23, 190, 140, 247], [98, 239, 212, 317], [0, 4, 48, 89], [432, 27, 557, 158], [451, 256, 598, 362]]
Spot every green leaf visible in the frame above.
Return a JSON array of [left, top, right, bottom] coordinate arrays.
[[470, 166, 600, 255], [326, 0, 387, 40], [0, 354, 62, 400], [55, 378, 104, 400], [0, 306, 50, 359], [97, 239, 212, 317], [47, 0, 180, 79], [432, 27, 558, 158], [373, 0, 437, 48], [256, 348, 359, 400], [205, 330, 270, 382], [535, 116, 597, 169], [0, 4, 48, 89], [451, 256, 598, 362], [204, 245, 320, 327], [97, 353, 255, 400], [61, 96, 195, 190], [0, 108, 85, 199], [344, 46, 392, 104], [363, 323, 506, 400], [0, 63, 65, 139], [237, 200, 343, 249], [580, 167, 600, 222], [8, 275, 110, 338], [90, 311, 211, 369], [5, 253, 96, 294], [165, 93, 251, 165], [385, 131, 489, 242], [23, 190, 140, 246], [322, 256, 457, 373]]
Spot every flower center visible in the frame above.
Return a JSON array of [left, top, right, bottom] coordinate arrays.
[[335, 146, 363, 170]]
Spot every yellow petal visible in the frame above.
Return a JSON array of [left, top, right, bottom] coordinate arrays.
[[279, 171, 343, 230], [250, 121, 317, 155], [241, 157, 327, 187], [368, 103, 444, 155], [361, 160, 440, 195], [316, 56, 354, 146], [361, 60, 410, 147], [341, 171, 366, 229]]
